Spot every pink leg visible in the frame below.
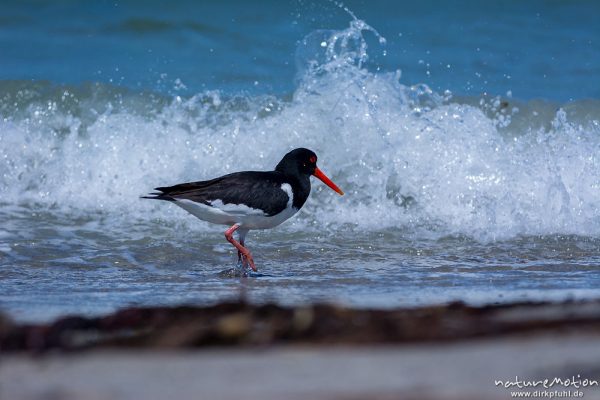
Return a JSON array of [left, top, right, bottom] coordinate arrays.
[[225, 224, 256, 271]]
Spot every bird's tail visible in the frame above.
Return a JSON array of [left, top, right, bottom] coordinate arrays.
[[140, 190, 175, 201]]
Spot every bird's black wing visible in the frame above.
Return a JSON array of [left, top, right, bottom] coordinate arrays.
[[142, 171, 291, 216]]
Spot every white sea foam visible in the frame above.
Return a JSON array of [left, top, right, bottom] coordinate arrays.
[[1, 19, 600, 240]]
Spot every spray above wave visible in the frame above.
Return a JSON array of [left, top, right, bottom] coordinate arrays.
[[1, 18, 600, 239]]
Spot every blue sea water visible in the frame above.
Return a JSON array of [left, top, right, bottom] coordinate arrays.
[[1, 0, 600, 321], [2, 0, 599, 100]]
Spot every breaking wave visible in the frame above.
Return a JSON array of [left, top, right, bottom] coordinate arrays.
[[2, 18, 600, 240]]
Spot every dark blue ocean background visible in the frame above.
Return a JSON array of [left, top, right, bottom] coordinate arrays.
[[2, 0, 599, 100]]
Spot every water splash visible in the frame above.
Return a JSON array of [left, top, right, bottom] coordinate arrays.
[[1, 19, 600, 241], [295, 18, 386, 76]]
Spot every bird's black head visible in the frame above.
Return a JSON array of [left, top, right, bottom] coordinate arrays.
[[275, 148, 344, 195], [276, 148, 317, 176]]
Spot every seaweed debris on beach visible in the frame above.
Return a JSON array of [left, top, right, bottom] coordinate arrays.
[[2, 299, 600, 352]]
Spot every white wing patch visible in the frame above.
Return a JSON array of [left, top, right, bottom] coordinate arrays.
[[207, 199, 267, 216]]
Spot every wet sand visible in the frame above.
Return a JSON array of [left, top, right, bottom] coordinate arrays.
[[2, 333, 600, 400]]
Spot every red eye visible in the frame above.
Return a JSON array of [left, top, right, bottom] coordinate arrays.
[[309, 156, 316, 163]]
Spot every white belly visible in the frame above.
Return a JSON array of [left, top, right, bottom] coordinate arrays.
[[173, 183, 299, 230]]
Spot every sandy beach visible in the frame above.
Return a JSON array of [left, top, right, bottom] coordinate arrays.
[[2, 299, 600, 399], [3, 333, 600, 400]]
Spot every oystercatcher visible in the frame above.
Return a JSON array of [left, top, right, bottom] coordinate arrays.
[[142, 148, 344, 271]]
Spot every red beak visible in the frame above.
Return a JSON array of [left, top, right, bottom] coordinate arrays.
[[313, 167, 344, 195]]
